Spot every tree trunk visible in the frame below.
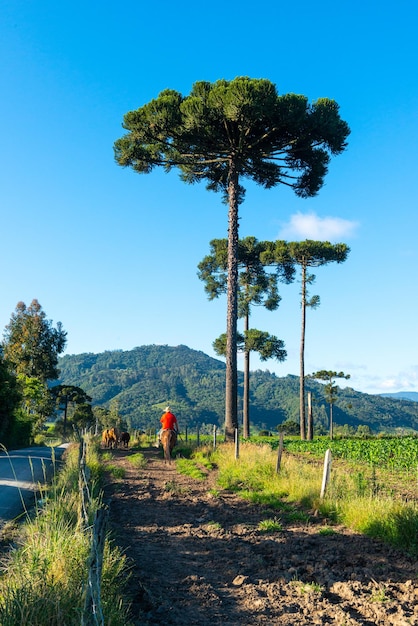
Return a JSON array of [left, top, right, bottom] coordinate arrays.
[[307, 391, 313, 440], [225, 160, 239, 441], [329, 402, 334, 440], [299, 264, 307, 440], [243, 311, 250, 439]]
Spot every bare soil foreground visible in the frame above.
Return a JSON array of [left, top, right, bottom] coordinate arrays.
[[104, 447, 418, 626]]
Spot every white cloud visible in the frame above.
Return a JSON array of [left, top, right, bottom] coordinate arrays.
[[279, 212, 359, 241], [353, 368, 418, 394]]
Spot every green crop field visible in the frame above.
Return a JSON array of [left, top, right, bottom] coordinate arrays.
[[278, 436, 418, 472]]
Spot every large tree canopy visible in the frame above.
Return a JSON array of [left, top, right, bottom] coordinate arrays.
[[2, 299, 67, 383], [114, 78, 350, 196], [114, 77, 350, 439]]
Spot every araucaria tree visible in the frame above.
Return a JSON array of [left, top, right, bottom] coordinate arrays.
[[288, 241, 350, 440], [114, 77, 350, 440], [50, 385, 93, 435], [310, 370, 351, 439]]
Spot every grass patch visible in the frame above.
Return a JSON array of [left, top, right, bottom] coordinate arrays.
[[318, 526, 337, 536], [369, 585, 390, 603], [126, 453, 147, 469], [287, 510, 310, 524], [191, 449, 215, 470], [206, 521, 222, 530], [164, 480, 189, 495], [176, 458, 207, 480], [105, 464, 125, 479], [258, 517, 283, 533], [291, 580, 324, 595], [335, 497, 418, 555]]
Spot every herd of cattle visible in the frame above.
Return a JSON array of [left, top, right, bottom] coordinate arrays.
[[101, 428, 131, 449]]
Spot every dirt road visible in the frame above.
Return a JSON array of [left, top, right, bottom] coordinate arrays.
[[105, 447, 418, 626]]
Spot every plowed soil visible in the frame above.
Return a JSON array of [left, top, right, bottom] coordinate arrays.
[[104, 447, 418, 626]]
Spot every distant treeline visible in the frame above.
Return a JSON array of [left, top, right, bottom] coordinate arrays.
[[57, 345, 418, 434]]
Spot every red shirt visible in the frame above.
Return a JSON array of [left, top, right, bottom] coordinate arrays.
[[160, 411, 178, 431]]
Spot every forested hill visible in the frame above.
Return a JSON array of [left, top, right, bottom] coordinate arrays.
[[380, 391, 418, 402], [57, 345, 418, 434]]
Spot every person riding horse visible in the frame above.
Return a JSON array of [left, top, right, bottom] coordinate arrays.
[[158, 406, 179, 446]]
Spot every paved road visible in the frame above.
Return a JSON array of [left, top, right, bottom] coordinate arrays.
[[0, 444, 70, 527]]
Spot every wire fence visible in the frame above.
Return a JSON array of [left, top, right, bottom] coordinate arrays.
[[76, 435, 108, 626]]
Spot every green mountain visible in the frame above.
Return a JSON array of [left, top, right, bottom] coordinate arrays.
[[380, 392, 418, 402], [56, 344, 418, 434]]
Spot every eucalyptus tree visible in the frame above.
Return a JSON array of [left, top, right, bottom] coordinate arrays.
[[289, 241, 350, 439], [198, 237, 292, 437], [2, 299, 67, 383], [2, 300, 67, 425], [114, 77, 350, 440], [310, 370, 350, 439]]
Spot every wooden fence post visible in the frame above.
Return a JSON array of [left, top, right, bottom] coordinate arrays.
[[320, 449, 332, 499], [235, 428, 239, 459], [276, 432, 284, 474], [213, 425, 217, 450], [82, 506, 108, 626], [196, 425, 200, 448], [78, 438, 91, 529]]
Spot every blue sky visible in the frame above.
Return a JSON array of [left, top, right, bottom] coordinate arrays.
[[1, 1, 417, 395]]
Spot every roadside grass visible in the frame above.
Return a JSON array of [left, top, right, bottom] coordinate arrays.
[[0, 440, 133, 626], [212, 442, 418, 555]]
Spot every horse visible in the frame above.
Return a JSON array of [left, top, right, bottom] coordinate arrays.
[[160, 429, 177, 463], [102, 428, 117, 449], [119, 431, 130, 448]]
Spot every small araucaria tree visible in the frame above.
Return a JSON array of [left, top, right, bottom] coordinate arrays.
[[310, 370, 350, 440], [114, 77, 350, 440], [50, 385, 93, 435], [289, 241, 350, 440]]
